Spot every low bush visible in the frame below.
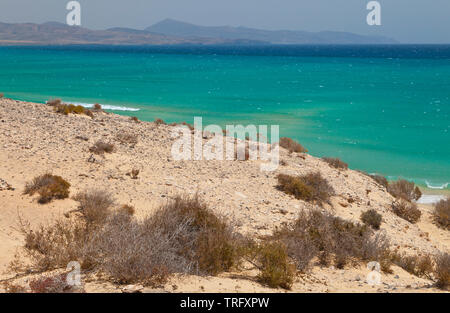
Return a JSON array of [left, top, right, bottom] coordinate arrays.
[[433, 198, 450, 230], [321, 157, 348, 170], [279, 137, 307, 153], [24, 174, 70, 204], [0, 93, 4, 99], [273, 210, 392, 272], [17, 195, 243, 286], [360, 209, 382, 230], [29, 273, 76, 293], [46, 99, 62, 106], [276, 172, 334, 205], [89, 141, 115, 155], [435, 253, 450, 290], [116, 132, 138, 146], [73, 190, 115, 226], [392, 199, 421, 224], [255, 242, 295, 289], [92, 103, 102, 111], [388, 179, 422, 202], [393, 254, 433, 279], [154, 118, 166, 125], [369, 174, 389, 189], [120, 204, 135, 216], [130, 116, 139, 123]]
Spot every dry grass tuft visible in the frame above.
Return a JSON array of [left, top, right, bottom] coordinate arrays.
[[388, 179, 422, 202], [360, 209, 382, 230], [89, 141, 115, 155], [392, 199, 421, 224], [321, 157, 348, 170], [433, 198, 450, 230], [24, 173, 70, 204], [279, 137, 307, 153], [276, 172, 334, 205]]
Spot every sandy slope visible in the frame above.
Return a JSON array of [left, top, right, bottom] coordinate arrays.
[[0, 98, 448, 293]]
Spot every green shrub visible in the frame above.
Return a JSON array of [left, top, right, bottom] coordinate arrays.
[[321, 157, 348, 170], [276, 172, 334, 204], [256, 242, 295, 289], [279, 137, 307, 153], [360, 209, 382, 230]]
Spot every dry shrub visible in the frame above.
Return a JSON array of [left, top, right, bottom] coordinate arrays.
[[388, 179, 422, 202], [369, 175, 389, 189], [24, 173, 70, 204], [276, 172, 334, 205], [0, 93, 4, 99], [321, 157, 348, 170], [394, 254, 433, 279], [130, 116, 139, 123], [279, 137, 307, 153], [255, 242, 295, 289], [126, 168, 140, 179], [93, 103, 102, 111], [17, 195, 242, 286], [434, 198, 450, 230], [273, 210, 392, 272], [89, 141, 115, 155], [360, 209, 382, 230], [154, 118, 166, 125], [392, 199, 421, 224], [435, 253, 450, 290], [46, 98, 62, 106], [73, 190, 115, 226], [116, 132, 138, 146]]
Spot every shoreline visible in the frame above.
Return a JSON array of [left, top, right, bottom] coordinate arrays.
[[3, 94, 449, 201]]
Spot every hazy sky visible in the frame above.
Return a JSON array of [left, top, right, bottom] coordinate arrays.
[[0, 0, 449, 43]]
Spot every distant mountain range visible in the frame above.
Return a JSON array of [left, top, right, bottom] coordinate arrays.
[[0, 19, 397, 46]]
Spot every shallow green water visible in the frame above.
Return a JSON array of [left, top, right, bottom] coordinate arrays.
[[0, 45, 449, 189]]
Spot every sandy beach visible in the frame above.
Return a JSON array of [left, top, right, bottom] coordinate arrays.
[[0, 97, 448, 293]]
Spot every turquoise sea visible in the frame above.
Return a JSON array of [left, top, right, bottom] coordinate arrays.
[[0, 45, 449, 189]]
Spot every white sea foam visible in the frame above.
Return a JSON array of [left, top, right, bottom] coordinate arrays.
[[68, 102, 140, 112], [425, 181, 449, 190], [417, 195, 446, 205]]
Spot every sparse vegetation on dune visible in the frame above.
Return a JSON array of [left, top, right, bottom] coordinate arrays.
[[24, 173, 70, 204], [276, 172, 334, 204], [15, 195, 244, 286], [360, 209, 382, 230], [272, 210, 392, 272], [279, 137, 307, 153], [54, 103, 93, 117], [46, 98, 62, 106], [433, 198, 450, 230], [116, 132, 138, 146], [392, 199, 421, 224], [89, 141, 115, 155], [0, 93, 4, 99], [154, 118, 166, 126], [321, 157, 348, 170], [130, 116, 140, 123], [370, 174, 389, 189], [388, 179, 422, 202]]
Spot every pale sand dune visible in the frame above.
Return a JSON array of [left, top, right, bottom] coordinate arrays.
[[0, 98, 448, 292]]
